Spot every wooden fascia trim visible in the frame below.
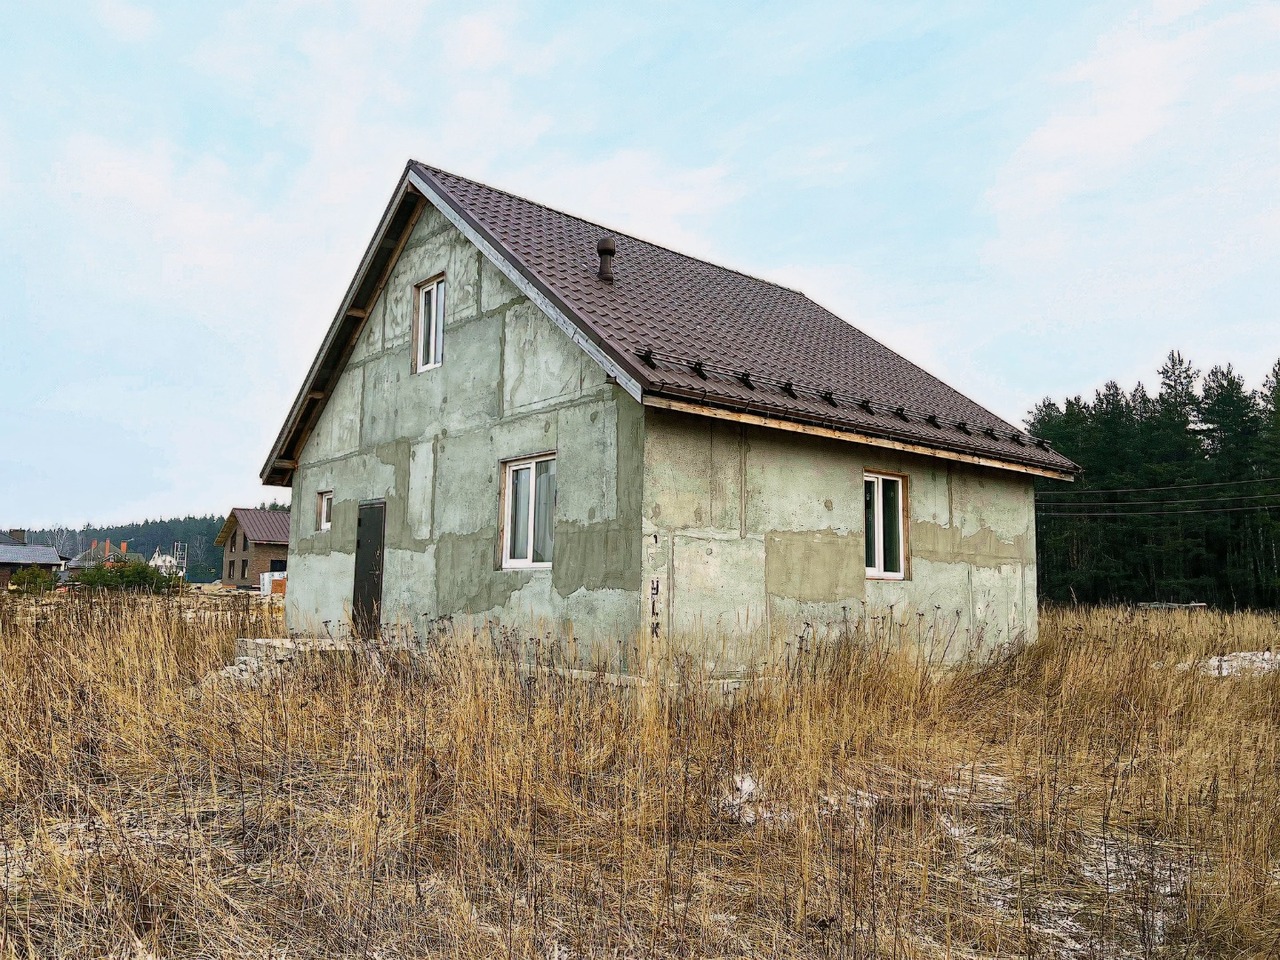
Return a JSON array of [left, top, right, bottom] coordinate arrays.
[[642, 395, 1076, 481]]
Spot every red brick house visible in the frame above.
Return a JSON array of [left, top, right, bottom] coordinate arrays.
[[214, 508, 290, 590]]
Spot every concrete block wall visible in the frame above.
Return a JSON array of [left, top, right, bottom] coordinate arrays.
[[640, 409, 1037, 672], [287, 202, 644, 661]]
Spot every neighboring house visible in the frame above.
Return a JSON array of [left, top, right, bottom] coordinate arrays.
[[214, 509, 290, 590], [0, 529, 66, 588], [67, 539, 135, 571], [261, 161, 1078, 667], [148, 547, 183, 577]]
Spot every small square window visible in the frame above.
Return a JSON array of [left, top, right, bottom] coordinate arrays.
[[413, 276, 446, 372], [317, 491, 334, 531], [865, 472, 905, 580], [503, 453, 555, 569]]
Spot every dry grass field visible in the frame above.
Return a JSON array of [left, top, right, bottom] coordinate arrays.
[[2, 595, 1279, 959]]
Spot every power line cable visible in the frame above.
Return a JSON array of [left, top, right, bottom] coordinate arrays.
[[1037, 491, 1280, 509], [1038, 475, 1280, 497], [1039, 503, 1280, 518]]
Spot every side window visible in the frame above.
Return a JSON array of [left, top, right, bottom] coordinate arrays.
[[413, 276, 446, 372], [317, 491, 334, 531], [241, 558, 248, 579], [242, 532, 248, 552], [503, 453, 556, 568], [227, 560, 234, 580], [864, 472, 905, 579]]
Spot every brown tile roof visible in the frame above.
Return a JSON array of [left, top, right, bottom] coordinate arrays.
[[215, 508, 291, 547], [414, 163, 1077, 478], [262, 162, 1077, 483]]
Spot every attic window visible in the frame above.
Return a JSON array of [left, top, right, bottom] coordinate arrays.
[[413, 276, 446, 372], [317, 491, 334, 532]]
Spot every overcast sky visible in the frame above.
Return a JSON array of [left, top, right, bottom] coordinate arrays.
[[2, 0, 1277, 527]]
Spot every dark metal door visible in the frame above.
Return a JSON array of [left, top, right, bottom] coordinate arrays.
[[353, 500, 385, 639]]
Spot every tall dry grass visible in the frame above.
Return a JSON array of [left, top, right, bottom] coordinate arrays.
[[1, 595, 1278, 958]]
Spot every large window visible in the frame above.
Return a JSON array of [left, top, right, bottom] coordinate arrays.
[[414, 276, 446, 372], [317, 491, 334, 532], [864, 472, 905, 579], [503, 454, 556, 568]]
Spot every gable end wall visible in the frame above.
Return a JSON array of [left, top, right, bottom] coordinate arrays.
[[286, 201, 643, 658]]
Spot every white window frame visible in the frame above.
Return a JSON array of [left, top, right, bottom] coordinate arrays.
[[502, 453, 556, 570], [317, 490, 334, 532], [865, 472, 906, 580], [413, 275, 446, 372]]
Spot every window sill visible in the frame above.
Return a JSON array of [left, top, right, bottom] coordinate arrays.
[[503, 562, 552, 572], [413, 362, 442, 374], [866, 573, 907, 582]]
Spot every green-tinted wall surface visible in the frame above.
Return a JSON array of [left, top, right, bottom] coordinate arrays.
[[287, 201, 644, 662], [641, 409, 1038, 671]]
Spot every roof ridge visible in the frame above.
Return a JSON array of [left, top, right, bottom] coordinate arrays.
[[413, 161, 806, 296]]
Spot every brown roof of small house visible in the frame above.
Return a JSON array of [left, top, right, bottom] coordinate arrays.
[[214, 508, 291, 547], [262, 162, 1078, 483]]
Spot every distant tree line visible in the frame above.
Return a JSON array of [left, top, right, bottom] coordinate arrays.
[[1028, 352, 1280, 608]]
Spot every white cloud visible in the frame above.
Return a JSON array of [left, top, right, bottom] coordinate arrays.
[[975, 0, 1280, 400], [986, 23, 1200, 237], [93, 0, 157, 42], [439, 10, 513, 71]]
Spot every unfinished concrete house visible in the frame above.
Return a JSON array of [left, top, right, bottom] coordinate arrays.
[[261, 161, 1078, 668]]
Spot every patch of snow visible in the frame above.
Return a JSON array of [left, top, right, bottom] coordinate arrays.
[[1199, 650, 1277, 676], [1164, 649, 1278, 676]]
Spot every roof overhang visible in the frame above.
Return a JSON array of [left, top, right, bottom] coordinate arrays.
[[643, 395, 1077, 481], [213, 515, 237, 547]]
